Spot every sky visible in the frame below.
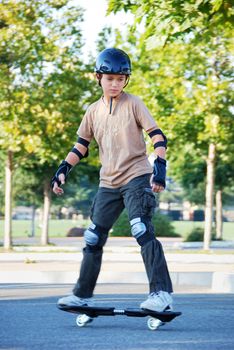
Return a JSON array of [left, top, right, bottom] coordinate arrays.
[[71, 0, 134, 59]]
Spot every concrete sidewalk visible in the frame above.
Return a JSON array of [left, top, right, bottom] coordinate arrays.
[[0, 237, 234, 293], [9, 236, 234, 250]]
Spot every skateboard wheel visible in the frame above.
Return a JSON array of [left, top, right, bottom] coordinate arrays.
[[76, 314, 92, 327], [147, 317, 163, 331]]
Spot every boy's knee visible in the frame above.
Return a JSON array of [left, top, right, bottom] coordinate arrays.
[[130, 217, 155, 246], [84, 222, 109, 249]]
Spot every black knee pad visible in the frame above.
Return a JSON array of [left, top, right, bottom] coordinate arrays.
[[130, 217, 155, 246], [84, 222, 109, 250]]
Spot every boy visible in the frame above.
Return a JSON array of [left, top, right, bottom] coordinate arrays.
[[52, 48, 173, 312]]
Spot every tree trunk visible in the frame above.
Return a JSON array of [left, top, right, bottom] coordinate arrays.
[[30, 205, 36, 237], [204, 143, 215, 250], [41, 180, 51, 245], [215, 190, 223, 240], [4, 150, 13, 249]]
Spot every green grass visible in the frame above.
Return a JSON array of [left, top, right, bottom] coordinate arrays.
[[0, 219, 233, 241], [0, 219, 90, 238], [172, 221, 234, 241]]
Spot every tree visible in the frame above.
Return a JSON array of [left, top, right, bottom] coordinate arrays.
[[108, 0, 234, 249], [24, 63, 99, 245], [108, 0, 233, 48], [0, 153, 5, 217], [0, 0, 100, 247]]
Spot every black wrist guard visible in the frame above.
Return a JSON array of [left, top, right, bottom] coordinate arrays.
[[152, 156, 167, 188], [51, 160, 72, 188]]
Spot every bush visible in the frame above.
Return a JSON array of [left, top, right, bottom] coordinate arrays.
[[185, 227, 217, 242], [152, 213, 180, 237], [111, 210, 131, 237], [111, 210, 180, 238]]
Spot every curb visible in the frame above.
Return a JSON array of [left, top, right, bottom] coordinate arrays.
[[1, 243, 234, 293], [1, 251, 234, 293], [8, 239, 234, 252], [1, 270, 233, 293], [1, 251, 234, 264]]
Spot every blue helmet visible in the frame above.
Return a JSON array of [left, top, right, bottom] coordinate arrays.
[[95, 48, 131, 75]]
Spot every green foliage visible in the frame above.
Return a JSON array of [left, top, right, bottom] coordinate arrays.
[[133, 41, 233, 201], [168, 146, 206, 204], [152, 212, 180, 237], [0, 152, 5, 215], [108, 0, 234, 48], [0, 0, 101, 162], [107, 0, 234, 207], [96, 26, 114, 53], [111, 210, 180, 237], [0, 0, 102, 211], [109, 10, 233, 204], [185, 227, 204, 241], [51, 170, 99, 218], [111, 210, 130, 237], [13, 166, 44, 207], [185, 226, 216, 242]]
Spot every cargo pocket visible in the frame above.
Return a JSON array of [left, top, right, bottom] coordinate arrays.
[[90, 195, 97, 220], [142, 188, 156, 217]]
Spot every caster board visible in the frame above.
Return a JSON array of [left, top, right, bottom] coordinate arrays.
[[58, 304, 182, 330]]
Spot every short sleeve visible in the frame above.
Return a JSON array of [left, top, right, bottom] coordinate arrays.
[[133, 96, 158, 132], [76, 106, 94, 141]]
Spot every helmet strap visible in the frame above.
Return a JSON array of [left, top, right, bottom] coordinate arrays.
[[123, 75, 130, 88], [96, 73, 102, 86]]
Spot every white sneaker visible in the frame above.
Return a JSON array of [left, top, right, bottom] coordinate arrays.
[[140, 291, 173, 312], [57, 294, 93, 307]]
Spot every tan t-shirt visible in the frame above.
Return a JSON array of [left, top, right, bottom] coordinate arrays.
[[77, 92, 158, 188]]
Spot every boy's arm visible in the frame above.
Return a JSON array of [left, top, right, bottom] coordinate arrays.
[[65, 138, 89, 166], [52, 137, 90, 195], [150, 134, 166, 160]]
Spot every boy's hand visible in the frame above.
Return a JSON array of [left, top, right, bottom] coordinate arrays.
[[151, 156, 166, 192], [53, 174, 65, 195], [151, 175, 165, 193], [51, 160, 72, 195]]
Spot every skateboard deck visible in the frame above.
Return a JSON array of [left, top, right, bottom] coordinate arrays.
[[58, 304, 182, 330]]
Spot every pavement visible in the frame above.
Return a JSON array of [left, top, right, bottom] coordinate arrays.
[[1, 285, 234, 350], [1, 237, 234, 293]]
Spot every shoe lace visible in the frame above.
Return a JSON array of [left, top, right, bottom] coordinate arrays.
[[149, 292, 160, 298]]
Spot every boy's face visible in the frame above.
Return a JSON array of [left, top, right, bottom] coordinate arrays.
[[100, 74, 127, 98]]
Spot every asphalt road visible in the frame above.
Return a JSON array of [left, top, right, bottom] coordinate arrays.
[[0, 284, 234, 350]]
